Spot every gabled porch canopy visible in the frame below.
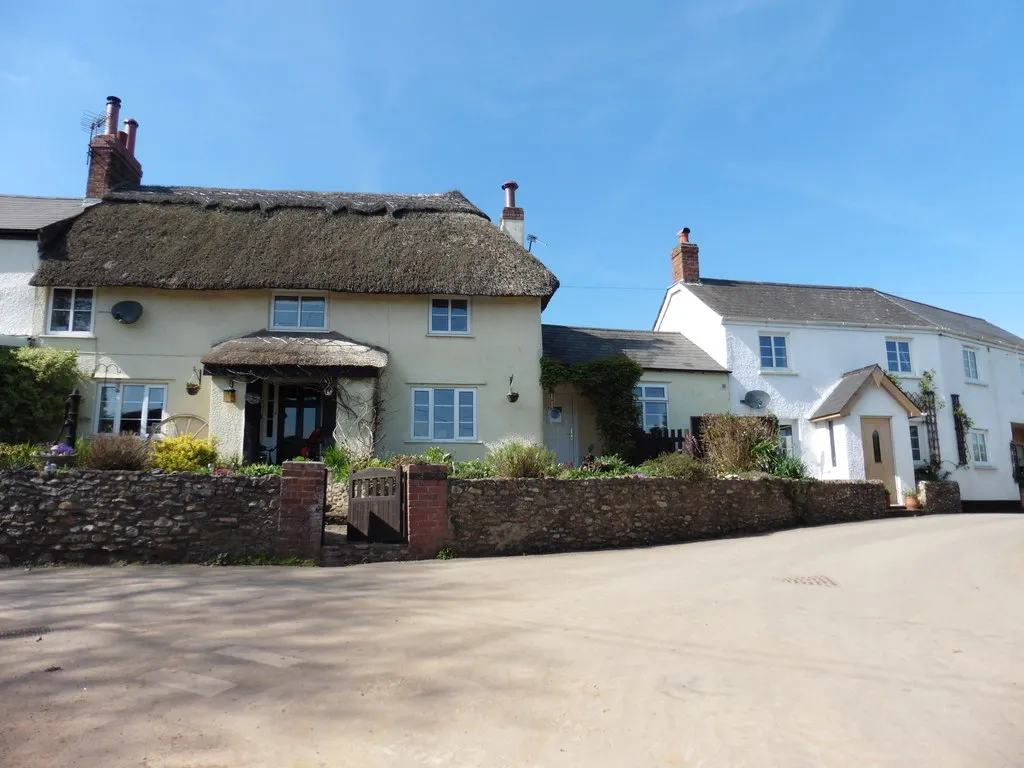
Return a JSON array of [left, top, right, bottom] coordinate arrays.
[[201, 330, 388, 379], [808, 364, 921, 423]]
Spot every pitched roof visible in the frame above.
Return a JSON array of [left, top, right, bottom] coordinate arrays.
[[542, 324, 727, 372], [31, 186, 560, 305], [684, 278, 1024, 353], [808, 364, 922, 422], [0, 194, 88, 232]]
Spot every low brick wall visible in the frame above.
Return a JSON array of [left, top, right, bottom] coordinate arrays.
[[1, 469, 280, 565], [448, 477, 889, 557], [917, 481, 962, 515]]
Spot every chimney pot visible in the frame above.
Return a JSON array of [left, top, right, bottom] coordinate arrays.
[[104, 95, 121, 135], [124, 118, 138, 156], [678, 227, 691, 244], [501, 180, 519, 208]]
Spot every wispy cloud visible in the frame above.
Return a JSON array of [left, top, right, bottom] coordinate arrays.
[[1, 72, 32, 88]]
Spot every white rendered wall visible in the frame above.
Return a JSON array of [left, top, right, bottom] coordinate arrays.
[[653, 285, 728, 367], [0, 238, 39, 337]]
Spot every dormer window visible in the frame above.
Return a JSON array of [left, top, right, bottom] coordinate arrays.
[[429, 298, 470, 335], [272, 294, 327, 331]]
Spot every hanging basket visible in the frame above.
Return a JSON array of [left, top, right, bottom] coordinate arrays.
[[185, 381, 201, 396]]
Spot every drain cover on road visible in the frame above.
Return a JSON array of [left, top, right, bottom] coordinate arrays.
[[779, 575, 838, 587], [0, 626, 52, 640]]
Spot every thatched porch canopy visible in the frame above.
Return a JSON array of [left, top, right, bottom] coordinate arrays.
[[201, 331, 389, 379]]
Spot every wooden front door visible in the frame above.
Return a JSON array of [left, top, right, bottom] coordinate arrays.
[[277, 385, 323, 462], [861, 417, 896, 494]]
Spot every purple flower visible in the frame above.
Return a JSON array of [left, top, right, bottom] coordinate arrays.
[[49, 443, 74, 455]]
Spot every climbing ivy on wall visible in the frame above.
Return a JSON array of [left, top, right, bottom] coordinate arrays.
[[540, 356, 643, 458]]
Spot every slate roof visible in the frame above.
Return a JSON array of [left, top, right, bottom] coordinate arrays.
[[0, 195, 88, 232], [684, 278, 1024, 353], [542, 324, 726, 372], [807, 364, 921, 421], [31, 186, 560, 305]]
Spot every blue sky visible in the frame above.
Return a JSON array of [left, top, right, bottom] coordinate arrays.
[[2, 0, 1021, 336]]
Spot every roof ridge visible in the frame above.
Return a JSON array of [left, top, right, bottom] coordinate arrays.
[[543, 323, 677, 335], [0, 194, 85, 202], [123, 185, 465, 198], [698, 277, 875, 292]]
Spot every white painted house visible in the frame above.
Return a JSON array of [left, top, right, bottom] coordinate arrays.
[[0, 195, 89, 346], [655, 229, 1024, 506]]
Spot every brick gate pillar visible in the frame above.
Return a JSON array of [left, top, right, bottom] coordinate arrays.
[[405, 464, 450, 558], [278, 461, 326, 560]]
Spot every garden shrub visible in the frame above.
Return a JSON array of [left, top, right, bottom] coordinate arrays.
[[0, 347, 80, 443], [420, 445, 454, 466], [85, 433, 152, 470], [0, 443, 40, 469], [321, 445, 350, 480], [151, 435, 218, 472], [773, 455, 808, 479], [701, 414, 779, 475], [639, 452, 710, 480], [484, 436, 558, 478], [233, 463, 282, 477], [451, 458, 491, 479]]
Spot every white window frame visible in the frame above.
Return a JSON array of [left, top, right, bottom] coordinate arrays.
[[270, 292, 329, 332], [909, 423, 926, 465], [962, 346, 981, 383], [95, 382, 168, 436], [778, 423, 795, 456], [47, 287, 96, 336], [427, 297, 472, 336], [410, 386, 477, 442], [634, 383, 669, 432], [884, 337, 913, 375], [969, 429, 990, 466], [758, 332, 791, 371]]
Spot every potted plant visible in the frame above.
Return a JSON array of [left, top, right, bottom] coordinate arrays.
[[185, 380, 201, 396], [903, 487, 921, 512], [39, 442, 76, 469]]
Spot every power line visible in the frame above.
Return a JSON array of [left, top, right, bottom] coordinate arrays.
[[557, 284, 1024, 295]]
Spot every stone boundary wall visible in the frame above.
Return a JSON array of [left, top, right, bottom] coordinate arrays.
[[917, 481, 962, 515], [0, 469, 281, 565], [448, 477, 890, 557]]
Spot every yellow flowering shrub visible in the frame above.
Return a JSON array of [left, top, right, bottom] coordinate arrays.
[[151, 435, 218, 472]]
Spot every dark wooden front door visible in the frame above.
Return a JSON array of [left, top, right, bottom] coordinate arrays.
[[277, 385, 323, 461]]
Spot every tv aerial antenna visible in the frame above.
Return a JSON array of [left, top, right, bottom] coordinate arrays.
[[526, 234, 547, 252], [80, 108, 106, 164]]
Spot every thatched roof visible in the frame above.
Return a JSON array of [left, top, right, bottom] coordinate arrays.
[[32, 186, 560, 305], [201, 331, 388, 378]]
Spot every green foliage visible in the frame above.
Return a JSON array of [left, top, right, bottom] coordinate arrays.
[[321, 444, 351, 480], [420, 446, 454, 466], [953, 405, 975, 435], [233, 463, 282, 477], [85, 433, 152, 470], [0, 443, 40, 469], [206, 553, 315, 566], [151, 435, 218, 472], [73, 435, 91, 467], [702, 414, 779, 475], [540, 355, 643, 457], [289, 456, 307, 462], [638, 452, 710, 480], [450, 458, 492, 479], [0, 347, 80, 443], [484, 436, 558, 478], [772, 455, 809, 479], [590, 455, 635, 476], [903, 487, 919, 498], [435, 546, 458, 560]]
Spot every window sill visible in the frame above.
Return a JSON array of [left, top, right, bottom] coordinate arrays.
[[973, 463, 998, 470], [426, 332, 474, 338], [965, 379, 988, 387], [40, 332, 96, 339], [406, 439, 481, 445], [269, 327, 330, 333], [888, 373, 921, 380], [759, 369, 798, 376]]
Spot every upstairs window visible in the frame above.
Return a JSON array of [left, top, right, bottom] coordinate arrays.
[[430, 298, 470, 335], [885, 339, 912, 373], [962, 347, 980, 381], [634, 384, 668, 432], [759, 334, 789, 370], [272, 295, 327, 331], [48, 288, 94, 334]]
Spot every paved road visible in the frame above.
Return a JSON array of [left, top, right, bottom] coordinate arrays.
[[1, 514, 1022, 767]]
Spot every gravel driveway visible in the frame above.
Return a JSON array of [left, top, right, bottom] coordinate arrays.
[[1, 513, 1022, 767]]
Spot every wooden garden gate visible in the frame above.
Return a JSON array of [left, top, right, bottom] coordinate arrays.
[[348, 467, 404, 543]]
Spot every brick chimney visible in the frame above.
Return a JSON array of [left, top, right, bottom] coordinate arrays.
[[498, 180, 525, 247], [86, 96, 142, 199], [670, 227, 700, 283]]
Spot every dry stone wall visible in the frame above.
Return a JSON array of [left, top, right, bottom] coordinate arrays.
[[0, 469, 280, 565], [448, 477, 890, 557]]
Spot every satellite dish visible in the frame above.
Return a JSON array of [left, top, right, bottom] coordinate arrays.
[[111, 300, 143, 324], [742, 390, 770, 410]]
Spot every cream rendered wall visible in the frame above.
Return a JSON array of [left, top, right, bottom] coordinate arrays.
[[35, 288, 544, 462], [653, 285, 728, 367], [0, 238, 39, 338], [639, 370, 730, 433]]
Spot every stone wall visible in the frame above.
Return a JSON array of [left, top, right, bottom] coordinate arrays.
[[0, 469, 280, 565], [325, 481, 348, 522], [917, 481, 962, 515], [448, 477, 890, 557]]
